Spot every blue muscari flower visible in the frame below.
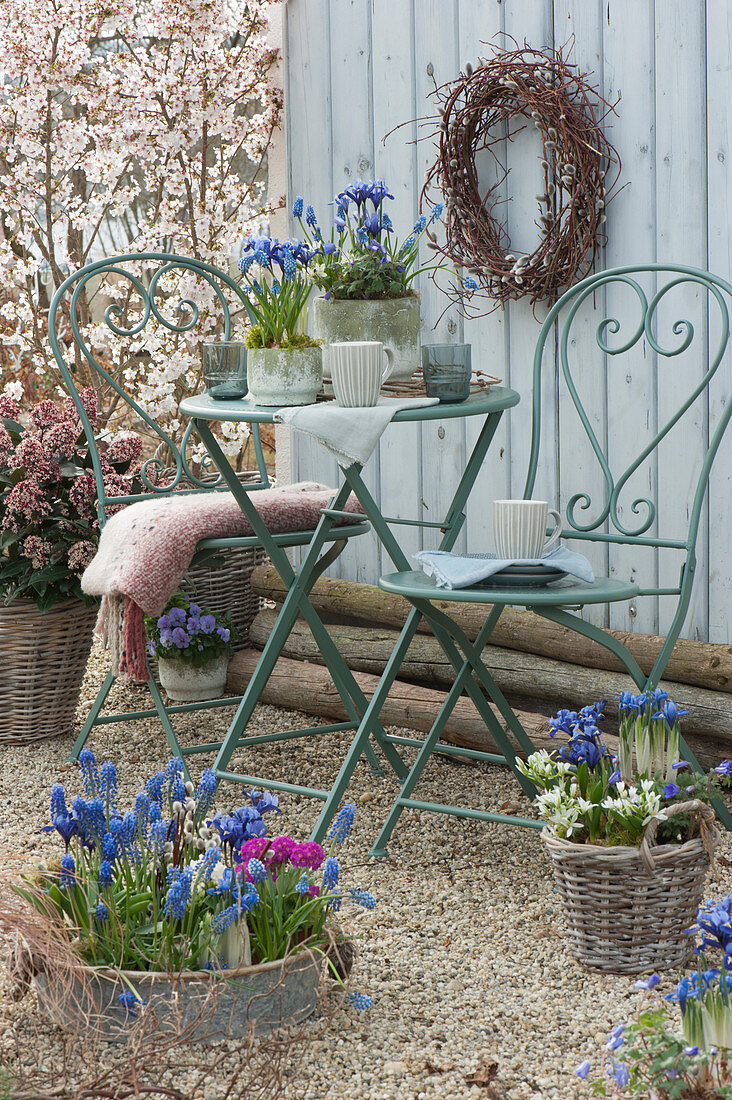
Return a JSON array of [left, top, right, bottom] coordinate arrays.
[[412, 214, 427, 234], [146, 770, 164, 805], [381, 212, 393, 229], [60, 853, 75, 887], [95, 901, 108, 922], [118, 991, 146, 1016], [346, 991, 373, 1011], [101, 831, 117, 863], [574, 1060, 591, 1079], [99, 859, 114, 887], [356, 226, 369, 246], [149, 801, 162, 824], [134, 791, 150, 835], [192, 845, 222, 890], [99, 761, 118, 818], [210, 904, 240, 936], [79, 747, 101, 798], [163, 758, 184, 796], [170, 777, 186, 806], [292, 196, 304, 218], [50, 783, 68, 819], [280, 248, 297, 280], [253, 248, 270, 268], [430, 202, 444, 222], [328, 803, 356, 845], [305, 204, 318, 228], [251, 280, 262, 295], [322, 857, 339, 890], [295, 874, 310, 895], [163, 867, 194, 919], [195, 769, 217, 819], [149, 820, 169, 858], [239, 254, 256, 274], [399, 234, 417, 256], [248, 858, 267, 883], [348, 888, 376, 910], [462, 276, 478, 291], [73, 796, 106, 848], [328, 892, 342, 912], [271, 277, 281, 295]]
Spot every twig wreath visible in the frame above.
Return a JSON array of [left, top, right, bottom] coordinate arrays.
[[422, 42, 621, 312]]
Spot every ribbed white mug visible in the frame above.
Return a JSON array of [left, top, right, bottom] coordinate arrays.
[[493, 499, 562, 559], [329, 341, 394, 407]]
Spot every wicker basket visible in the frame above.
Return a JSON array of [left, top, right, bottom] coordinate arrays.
[[161, 461, 267, 650], [542, 800, 719, 974], [0, 598, 98, 745]]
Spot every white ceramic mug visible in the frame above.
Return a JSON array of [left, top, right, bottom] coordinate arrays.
[[329, 341, 394, 407], [493, 499, 563, 559]]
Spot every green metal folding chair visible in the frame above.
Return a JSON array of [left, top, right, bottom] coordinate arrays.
[[48, 253, 380, 785], [371, 263, 732, 855]]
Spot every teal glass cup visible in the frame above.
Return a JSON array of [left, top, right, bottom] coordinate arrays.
[[421, 344, 472, 403], [202, 341, 248, 400]]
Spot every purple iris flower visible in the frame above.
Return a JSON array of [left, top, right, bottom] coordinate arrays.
[[362, 212, 384, 238], [634, 974, 660, 990], [43, 811, 80, 848]]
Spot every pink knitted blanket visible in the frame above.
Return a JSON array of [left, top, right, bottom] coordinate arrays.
[[81, 482, 362, 681]]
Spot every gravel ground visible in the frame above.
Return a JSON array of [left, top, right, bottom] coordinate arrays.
[[2, 643, 731, 1100]]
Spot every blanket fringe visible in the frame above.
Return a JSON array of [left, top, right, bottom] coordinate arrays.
[[120, 598, 150, 682]]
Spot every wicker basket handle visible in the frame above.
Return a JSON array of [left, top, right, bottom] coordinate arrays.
[[640, 799, 717, 874]]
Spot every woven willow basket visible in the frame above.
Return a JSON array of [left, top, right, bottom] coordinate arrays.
[[0, 598, 98, 745], [162, 463, 266, 649], [542, 800, 719, 974]]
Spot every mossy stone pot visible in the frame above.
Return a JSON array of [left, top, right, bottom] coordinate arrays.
[[246, 345, 323, 406], [157, 654, 229, 701], [35, 952, 322, 1043], [313, 295, 421, 381]]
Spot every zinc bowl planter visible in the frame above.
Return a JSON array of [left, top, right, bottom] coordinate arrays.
[[542, 801, 719, 974], [35, 951, 322, 1043], [157, 654, 229, 702], [312, 295, 420, 381], [246, 346, 322, 406]]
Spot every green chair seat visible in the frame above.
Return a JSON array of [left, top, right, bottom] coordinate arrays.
[[379, 569, 639, 607]]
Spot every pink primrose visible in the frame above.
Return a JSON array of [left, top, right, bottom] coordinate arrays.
[[289, 841, 325, 870]]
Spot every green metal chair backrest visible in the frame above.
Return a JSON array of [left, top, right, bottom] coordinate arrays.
[[526, 263, 732, 597], [48, 252, 267, 528]]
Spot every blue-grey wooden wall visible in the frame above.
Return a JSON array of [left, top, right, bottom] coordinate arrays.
[[283, 0, 732, 644]]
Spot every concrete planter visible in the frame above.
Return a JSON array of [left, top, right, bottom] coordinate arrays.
[[35, 951, 322, 1043], [157, 655, 229, 701], [246, 346, 323, 406], [313, 294, 421, 381]]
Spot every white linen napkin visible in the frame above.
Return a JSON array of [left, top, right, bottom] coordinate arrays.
[[274, 396, 439, 467]]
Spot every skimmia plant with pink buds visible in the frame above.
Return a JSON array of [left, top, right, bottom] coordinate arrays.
[[518, 699, 732, 846]]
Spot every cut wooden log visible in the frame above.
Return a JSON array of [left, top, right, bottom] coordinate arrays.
[[248, 609, 732, 746], [226, 648, 557, 758], [250, 566, 732, 693]]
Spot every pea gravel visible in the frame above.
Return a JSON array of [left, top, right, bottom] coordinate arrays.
[[2, 642, 732, 1100]]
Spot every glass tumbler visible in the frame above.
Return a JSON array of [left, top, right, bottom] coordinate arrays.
[[421, 344, 472, 403], [201, 342, 248, 400]]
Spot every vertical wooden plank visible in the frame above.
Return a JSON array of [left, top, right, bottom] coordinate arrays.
[[655, 0, 708, 641], [414, 0, 467, 553], [374, 0, 423, 570], [706, 0, 732, 644], [459, 1, 512, 554], [604, 0, 658, 635], [552, 0, 608, 628], [323, 0, 383, 580], [284, 0, 335, 561], [501, 1, 555, 511]]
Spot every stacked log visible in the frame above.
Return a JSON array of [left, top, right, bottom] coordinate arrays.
[[224, 566, 732, 768]]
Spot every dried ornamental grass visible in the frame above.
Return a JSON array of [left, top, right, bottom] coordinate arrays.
[[421, 40, 622, 311]]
